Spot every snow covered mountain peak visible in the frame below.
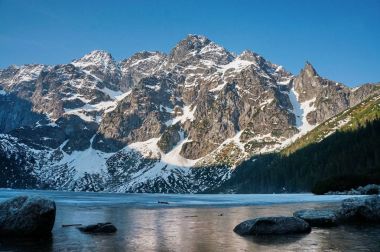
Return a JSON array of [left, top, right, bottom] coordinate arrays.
[[71, 50, 120, 90], [0, 36, 379, 193], [73, 50, 115, 67], [237, 50, 261, 61], [168, 34, 234, 66], [169, 34, 211, 57], [180, 34, 211, 47]]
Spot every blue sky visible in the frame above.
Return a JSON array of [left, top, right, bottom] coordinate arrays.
[[0, 0, 379, 86]]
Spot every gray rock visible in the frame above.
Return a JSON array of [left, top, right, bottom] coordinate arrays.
[[293, 209, 338, 227], [157, 124, 181, 153], [119, 51, 167, 91], [325, 189, 360, 195], [293, 62, 379, 126], [233, 216, 311, 236], [325, 184, 380, 195], [294, 62, 350, 125], [0, 196, 56, 236], [78, 222, 117, 234], [350, 83, 380, 106], [96, 76, 173, 151], [359, 184, 380, 195], [338, 196, 380, 222]]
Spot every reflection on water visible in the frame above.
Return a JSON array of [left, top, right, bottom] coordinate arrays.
[[1, 201, 379, 251]]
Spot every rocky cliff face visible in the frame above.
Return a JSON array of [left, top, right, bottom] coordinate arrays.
[[293, 62, 378, 125], [0, 34, 378, 193]]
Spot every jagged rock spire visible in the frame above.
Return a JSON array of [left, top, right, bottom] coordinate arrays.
[[302, 61, 318, 77]]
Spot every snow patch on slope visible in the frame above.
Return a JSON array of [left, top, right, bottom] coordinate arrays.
[[63, 90, 132, 122], [57, 136, 113, 179], [281, 88, 317, 147], [299, 98, 317, 134], [165, 105, 197, 126], [162, 132, 200, 167], [288, 87, 316, 134], [128, 132, 199, 167], [128, 53, 164, 67], [208, 58, 253, 93], [288, 87, 303, 127], [120, 133, 201, 190]]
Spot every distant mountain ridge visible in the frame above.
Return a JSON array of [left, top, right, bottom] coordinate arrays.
[[0, 34, 379, 193]]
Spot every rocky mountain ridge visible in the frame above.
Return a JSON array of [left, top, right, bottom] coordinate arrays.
[[0, 34, 378, 192]]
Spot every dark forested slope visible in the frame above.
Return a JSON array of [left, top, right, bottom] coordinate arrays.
[[212, 118, 380, 193]]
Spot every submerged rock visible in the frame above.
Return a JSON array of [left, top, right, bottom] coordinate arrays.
[[78, 223, 117, 234], [158, 201, 169, 204], [233, 216, 311, 236], [0, 196, 56, 236], [293, 209, 338, 227], [338, 196, 380, 222]]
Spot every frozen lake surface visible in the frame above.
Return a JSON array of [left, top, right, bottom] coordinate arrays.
[[0, 189, 359, 207], [0, 189, 378, 251]]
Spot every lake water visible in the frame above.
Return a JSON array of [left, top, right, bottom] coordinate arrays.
[[0, 189, 379, 251]]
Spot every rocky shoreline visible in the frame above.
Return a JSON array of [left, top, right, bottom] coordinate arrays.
[[234, 195, 380, 236], [325, 184, 380, 195]]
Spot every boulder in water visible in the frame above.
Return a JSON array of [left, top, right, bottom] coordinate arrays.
[[338, 196, 380, 222], [233, 216, 311, 236], [293, 209, 338, 227], [78, 223, 117, 234], [0, 196, 56, 236]]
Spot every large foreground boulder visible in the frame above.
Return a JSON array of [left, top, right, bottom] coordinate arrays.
[[233, 216, 311, 236], [338, 195, 380, 222], [293, 209, 338, 227], [0, 196, 56, 236]]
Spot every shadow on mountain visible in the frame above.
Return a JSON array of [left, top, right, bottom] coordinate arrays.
[[0, 93, 46, 133], [212, 119, 380, 194], [0, 125, 231, 193]]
